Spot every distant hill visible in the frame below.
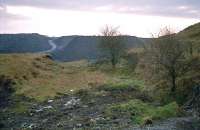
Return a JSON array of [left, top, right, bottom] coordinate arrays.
[[0, 34, 147, 61], [0, 22, 199, 61], [0, 33, 51, 53], [52, 36, 100, 61], [51, 36, 148, 61]]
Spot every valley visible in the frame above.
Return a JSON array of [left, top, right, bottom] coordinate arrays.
[[40, 40, 57, 53]]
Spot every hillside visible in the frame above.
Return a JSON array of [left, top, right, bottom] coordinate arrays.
[[53, 36, 77, 49], [178, 22, 200, 54], [0, 54, 121, 100], [178, 22, 200, 40], [52, 36, 100, 61], [51, 36, 147, 61], [0, 33, 51, 53]]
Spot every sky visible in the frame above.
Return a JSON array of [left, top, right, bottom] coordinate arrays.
[[0, 0, 200, 37]]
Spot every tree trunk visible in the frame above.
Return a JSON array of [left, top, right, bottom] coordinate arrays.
[[111, 59, 116, 69], [111, 53, 116, 69], [171, 77, 176, 92], [171, 69, 176, 93], [189, 43, 193, 56]]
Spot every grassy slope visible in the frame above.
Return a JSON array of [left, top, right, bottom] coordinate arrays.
[[178, 22, 200, 85], [178, 22, 200, 53], [178, 22, 200, 41], [0, 54, 143, 101]]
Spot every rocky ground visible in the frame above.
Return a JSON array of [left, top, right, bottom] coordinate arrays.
[[1, 86, 200, 130]]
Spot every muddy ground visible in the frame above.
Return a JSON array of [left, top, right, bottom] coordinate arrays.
[[0, 86, 199, 130]]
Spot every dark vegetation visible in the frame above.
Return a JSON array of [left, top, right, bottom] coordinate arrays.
[[0, 75, 15, 108], [139, 28, 196, 101], [128, 26, 200, 106]]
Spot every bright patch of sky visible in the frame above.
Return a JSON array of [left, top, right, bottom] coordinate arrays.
[[0, 0, 199, 37]]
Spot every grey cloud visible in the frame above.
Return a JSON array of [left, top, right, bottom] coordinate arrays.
[[2, 0, 200, 8], [0, 5, 29, 23], [1, 0, 200, 18]]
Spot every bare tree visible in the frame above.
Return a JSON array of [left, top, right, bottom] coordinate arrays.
[[98, 25, 126, 68], [143, 28, 186, 94]]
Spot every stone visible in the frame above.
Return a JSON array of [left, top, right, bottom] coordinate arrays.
[[35, 105, 53, 113], [57, 122, 63, 127], [48, 100, 54, 103], [28, 123, 36, 129], [35, 108, 43, 113], [43, 106, 53, 109], [76, 123, 82, 127], [90, 118, 96, 124], [64, 97, 80, 108], [42, 119, 48, 123], [21, 123, 28, 128]]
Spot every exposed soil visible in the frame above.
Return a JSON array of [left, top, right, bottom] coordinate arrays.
[[0, 86, 199, 130]]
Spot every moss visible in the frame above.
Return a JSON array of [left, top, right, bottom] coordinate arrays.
[[105, 99, 180, 125]]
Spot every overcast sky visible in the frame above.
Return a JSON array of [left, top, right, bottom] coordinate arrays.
[[0, 0, 200, 37]]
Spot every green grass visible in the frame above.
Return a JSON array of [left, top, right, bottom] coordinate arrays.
[[101, 78, 145, 92], [0, 54, 146, 101], [0, 54, 110, 101], [105, 99, 180, 125], [10, 102, 29, 114]]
